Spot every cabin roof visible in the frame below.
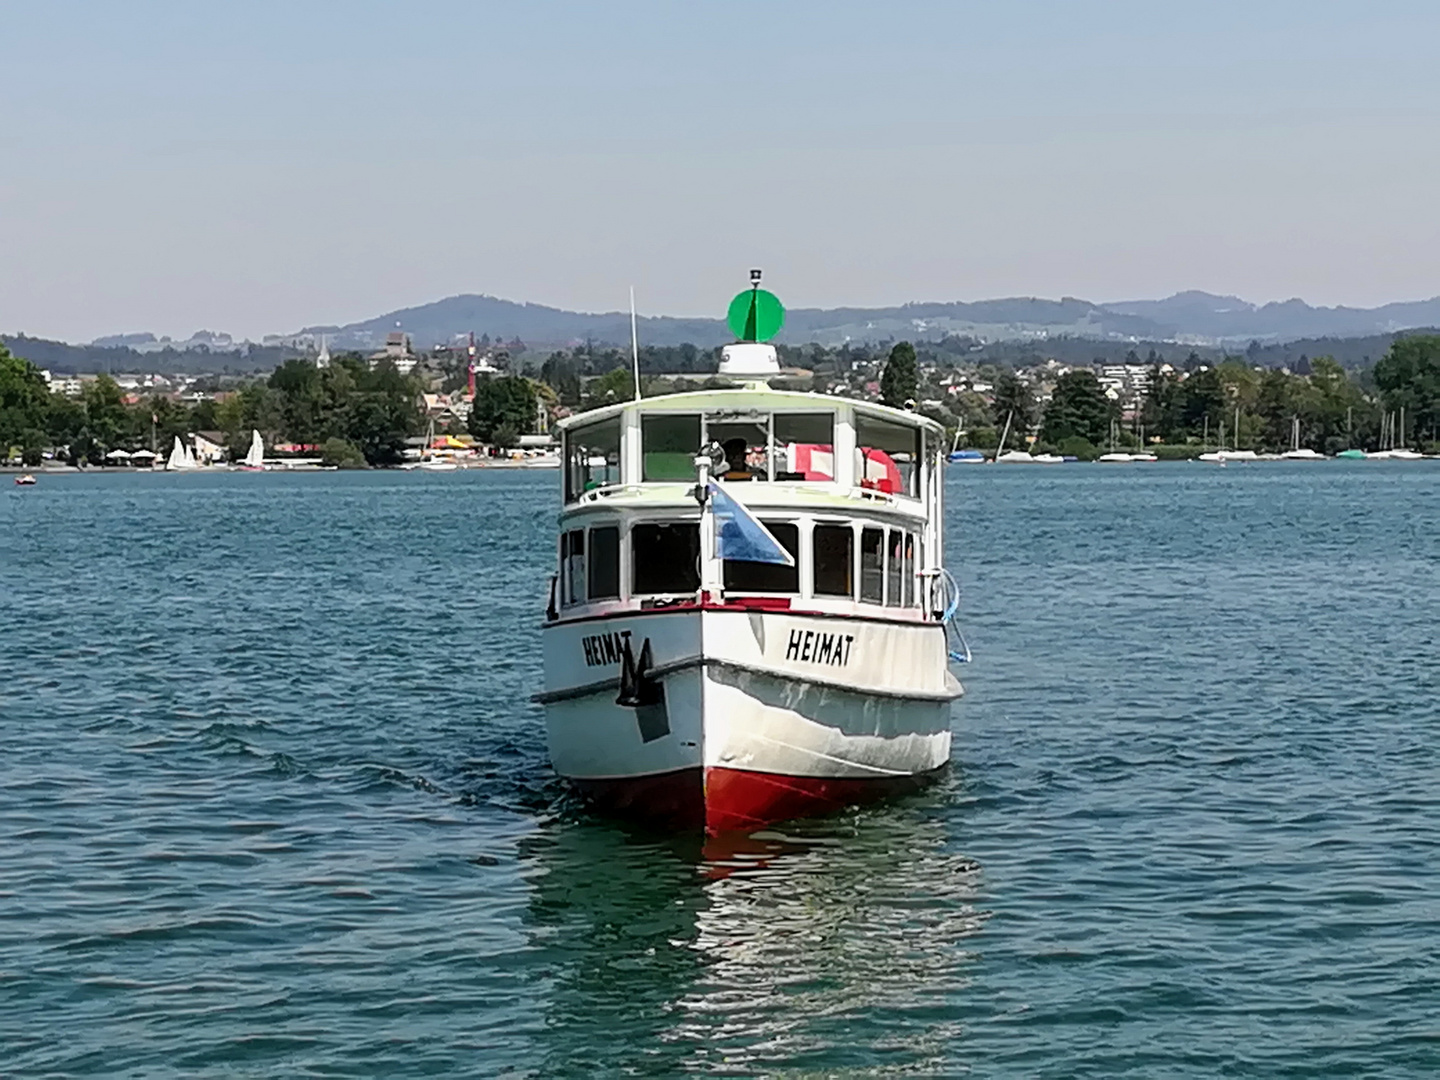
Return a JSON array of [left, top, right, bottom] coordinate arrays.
[[554, 386, 943, 436]]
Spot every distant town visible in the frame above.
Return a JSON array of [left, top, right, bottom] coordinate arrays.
[[3, 324, 1438, 470]]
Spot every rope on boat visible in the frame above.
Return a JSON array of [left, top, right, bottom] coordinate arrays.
[[937, 567, 972, 664]]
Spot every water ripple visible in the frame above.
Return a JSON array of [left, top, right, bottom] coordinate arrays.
[[2, 465, 1438, 1075]]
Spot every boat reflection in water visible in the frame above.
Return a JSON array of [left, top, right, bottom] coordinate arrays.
[[519, 784, 988, 1075]]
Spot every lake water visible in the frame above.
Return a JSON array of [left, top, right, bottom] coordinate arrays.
[[3, 464, 1438, 1077]]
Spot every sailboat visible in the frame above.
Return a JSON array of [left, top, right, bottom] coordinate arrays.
[[1098, 418, 1134, 462], [947, 426, 983, 463], [239, 429, 266, 470], [1373, 407, 1425, 460], [990, 410, 1061, 463], [1282, 417, 1324, 460], [166, 435, 197, 471]]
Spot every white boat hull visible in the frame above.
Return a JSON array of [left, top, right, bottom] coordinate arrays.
[[538, 607, 958, 832]]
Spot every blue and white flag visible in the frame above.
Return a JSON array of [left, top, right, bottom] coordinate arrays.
[[707, 481, 796, 566]]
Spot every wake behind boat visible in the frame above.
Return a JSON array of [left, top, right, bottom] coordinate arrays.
[[536, 275, 966, 835]]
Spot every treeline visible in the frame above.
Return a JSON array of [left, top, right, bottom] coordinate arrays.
[[0, 333, 295, 376], [8, 333, 1438, 468], [0, 346, 425, 467], [952, 339, 1440, 456]]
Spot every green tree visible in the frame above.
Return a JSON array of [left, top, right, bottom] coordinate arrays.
[[1178, 367, 1227, 438], [539, 352, 583, 407], [1141, 364, 1182, 442], [342, 360, 422, 465], [990, 371, 1036, 439], [0, 344, 53, 453], [269, 358, 325, 444], [320, 436, 367, 469], [1254, 367, 1294, 449], [880, 341, 919, 408], [1041, 369, 1114, 446], [81, 374, 132, 451], [1374, 335, 1440, 444], [469, 375, 537, 441], [492, 422, 519, 451], [581, 367, 635, 411], [20, 429, 46, 466]]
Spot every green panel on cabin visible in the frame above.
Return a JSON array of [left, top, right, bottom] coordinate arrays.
[[642, 451, 697, 481]]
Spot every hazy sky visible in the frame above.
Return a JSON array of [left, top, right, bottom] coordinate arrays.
[[4, 0, 1440, 342]]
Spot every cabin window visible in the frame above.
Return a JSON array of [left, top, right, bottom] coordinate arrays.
[[774, 413, 835, 481], [565, 418, 622, 502], [860, 527, 884, 603], [886, 529, 906, 607], [707, 419, 770, 482], [813, 524, 854, 598], [855, 414, 922, 497], [588, 525, 620, 600], [724, 521, 800, 593], [631, 522, 701, 596], [902, 531, 916, 607], [562, 529, 586, 605], [642, 414, 700, 481]]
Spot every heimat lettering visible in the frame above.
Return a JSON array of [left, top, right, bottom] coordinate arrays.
[[784, 628, 854, 667], [582, 630, 631, 668]]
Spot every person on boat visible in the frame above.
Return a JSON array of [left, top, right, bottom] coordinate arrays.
[[721, 437, 754, 480]]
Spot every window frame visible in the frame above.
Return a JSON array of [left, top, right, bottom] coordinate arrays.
[[811, 521, 856, 599], [854, 412, 924, 499], [640, 413, 702, 482], [722, 518, 801, 595], [630, 520, 702, 598], [564, 417, 623, 503], [586, 523, 621, 601]]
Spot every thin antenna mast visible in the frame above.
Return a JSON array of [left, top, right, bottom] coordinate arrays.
[[629, 286, 641, 401]]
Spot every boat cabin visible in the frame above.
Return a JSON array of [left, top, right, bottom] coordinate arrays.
[[549, 380, 946, 623]]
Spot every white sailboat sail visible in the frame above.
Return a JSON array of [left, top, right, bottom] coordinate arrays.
[[184, 442, 198, 469], [167, 436, 187, 470], [243, 429, 264, 468]]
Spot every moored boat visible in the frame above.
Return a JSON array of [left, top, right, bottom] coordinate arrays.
[[239, 429, 266, 470], [995, 449, 1061, 464], [536, 276, 965, 835]]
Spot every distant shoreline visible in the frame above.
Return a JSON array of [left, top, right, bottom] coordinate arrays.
[[2, 461, 558, 475]]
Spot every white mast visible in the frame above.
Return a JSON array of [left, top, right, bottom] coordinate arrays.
[[629, 286, 641, 402]]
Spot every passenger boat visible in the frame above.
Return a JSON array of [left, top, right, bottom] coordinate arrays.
[[15, 473, 37, 485], [536, 278, 965, 835]]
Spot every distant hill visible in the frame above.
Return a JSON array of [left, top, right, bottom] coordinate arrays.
[[1102, 290, 1440, 341], [12, 288, 1440, 375], [297, 290, 1440, 350]]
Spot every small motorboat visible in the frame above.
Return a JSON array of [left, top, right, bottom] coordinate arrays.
[[15, 473, 36, 485]]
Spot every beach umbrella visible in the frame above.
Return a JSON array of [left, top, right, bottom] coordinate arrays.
[[130, 449, 157, 459], [105, 449, 133, 460]]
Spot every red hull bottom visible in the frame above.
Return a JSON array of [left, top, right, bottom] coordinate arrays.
[[569, 764, 946, 835]]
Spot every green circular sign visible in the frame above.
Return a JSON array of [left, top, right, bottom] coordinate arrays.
[[726, 288, 785, 342]]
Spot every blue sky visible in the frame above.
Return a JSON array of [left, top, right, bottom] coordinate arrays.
[[3, 0, 1440, 341]]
